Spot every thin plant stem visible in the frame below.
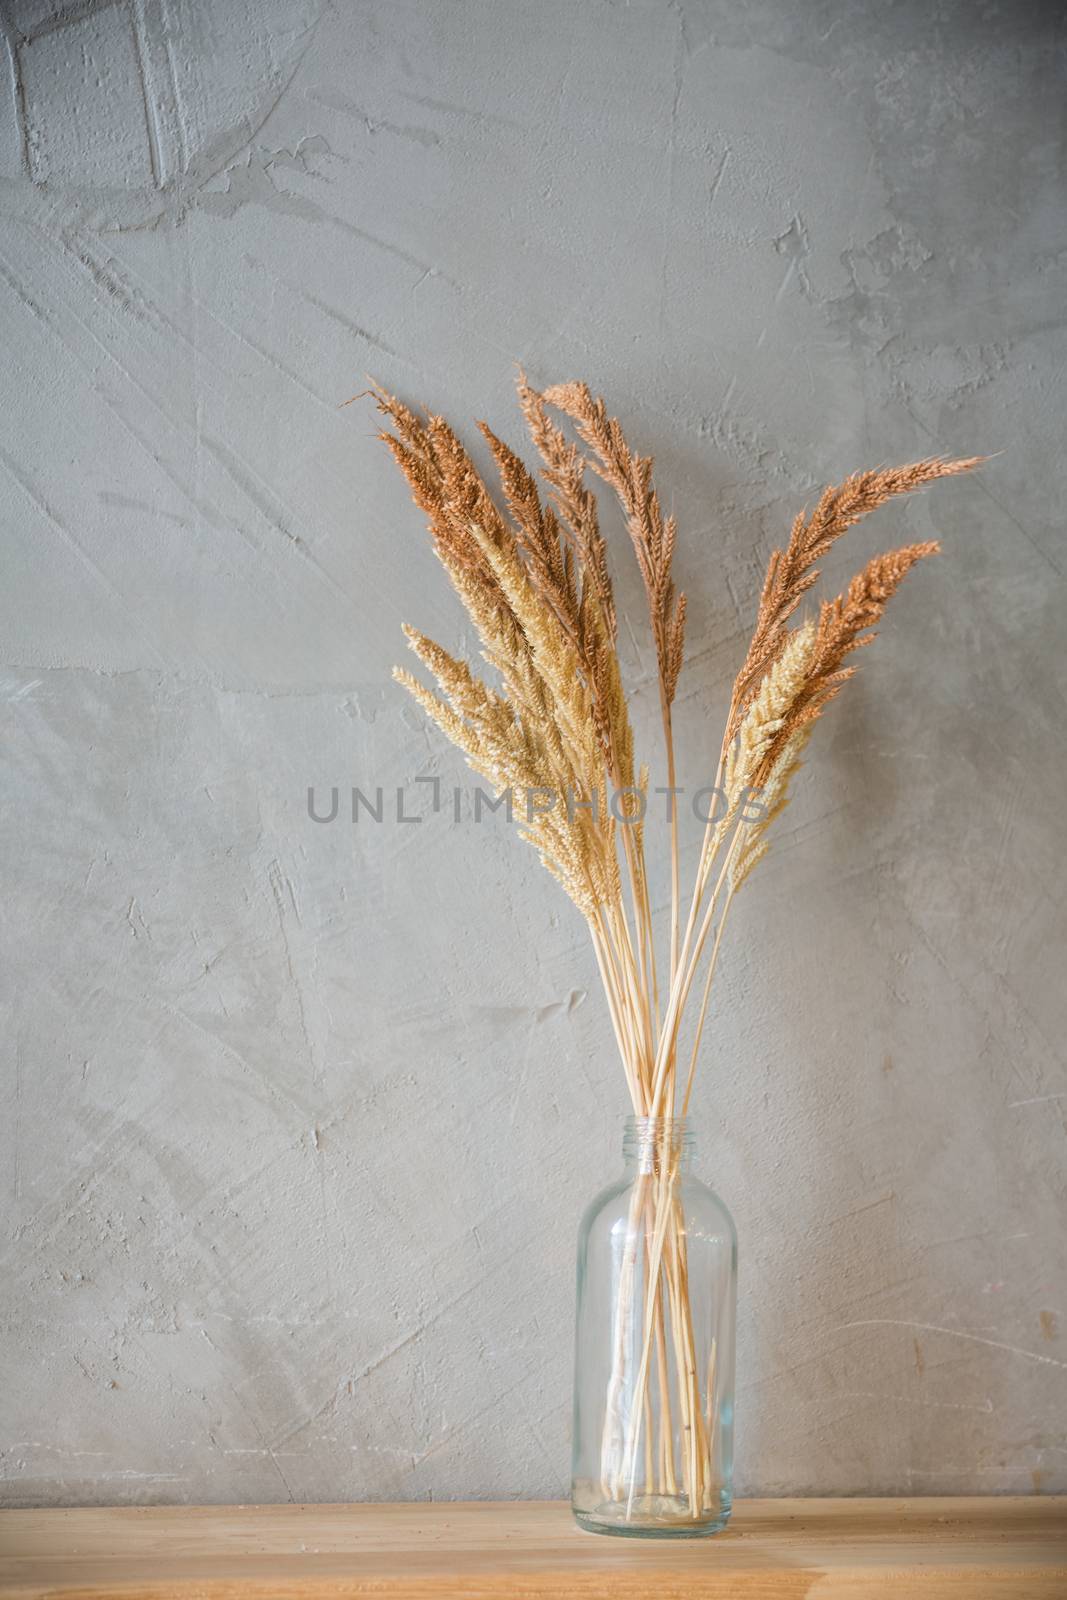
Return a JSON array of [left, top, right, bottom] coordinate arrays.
[[682, 889, 734, 1117], [661, 687, 680, 988]]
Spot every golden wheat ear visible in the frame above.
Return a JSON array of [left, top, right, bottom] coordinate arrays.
[[729, 455, 983, 737], [541, 381, 687, 706]]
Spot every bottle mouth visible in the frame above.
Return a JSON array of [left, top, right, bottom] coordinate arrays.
[[623, 1116, 694, 1168]]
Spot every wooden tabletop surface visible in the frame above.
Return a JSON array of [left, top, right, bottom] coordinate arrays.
[[0, 1497, 1065, 1598]]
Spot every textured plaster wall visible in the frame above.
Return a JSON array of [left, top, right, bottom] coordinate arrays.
[[1, 0, 1065, 1507]]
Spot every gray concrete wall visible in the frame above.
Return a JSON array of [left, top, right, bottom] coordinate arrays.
[[1, 0, 1065, 1506]]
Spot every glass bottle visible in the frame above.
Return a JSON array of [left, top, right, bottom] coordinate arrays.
[[571, 1116, 737, 1536]]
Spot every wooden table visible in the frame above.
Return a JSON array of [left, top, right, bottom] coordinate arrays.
[[0, 1498, 1064, 1597]]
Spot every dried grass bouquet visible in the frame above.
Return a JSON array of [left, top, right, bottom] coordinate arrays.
[[372, 373, 978, 1527]]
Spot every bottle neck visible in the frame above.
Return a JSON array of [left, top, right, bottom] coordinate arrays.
[[623, 1116, 694, 1174]]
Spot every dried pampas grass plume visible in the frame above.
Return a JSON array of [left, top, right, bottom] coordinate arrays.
[[728, 456, 981, 740]]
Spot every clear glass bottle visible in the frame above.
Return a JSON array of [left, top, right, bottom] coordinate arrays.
[[571, 1116, 736, 1537]]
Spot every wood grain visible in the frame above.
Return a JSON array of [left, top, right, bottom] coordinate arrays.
[[0, 1498, 1064, 1598]]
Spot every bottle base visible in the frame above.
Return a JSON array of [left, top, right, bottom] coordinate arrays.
[[573, 1492, 732, 1538]]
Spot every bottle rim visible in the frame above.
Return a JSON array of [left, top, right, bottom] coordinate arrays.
[[623, 1114, 694, 1148]]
